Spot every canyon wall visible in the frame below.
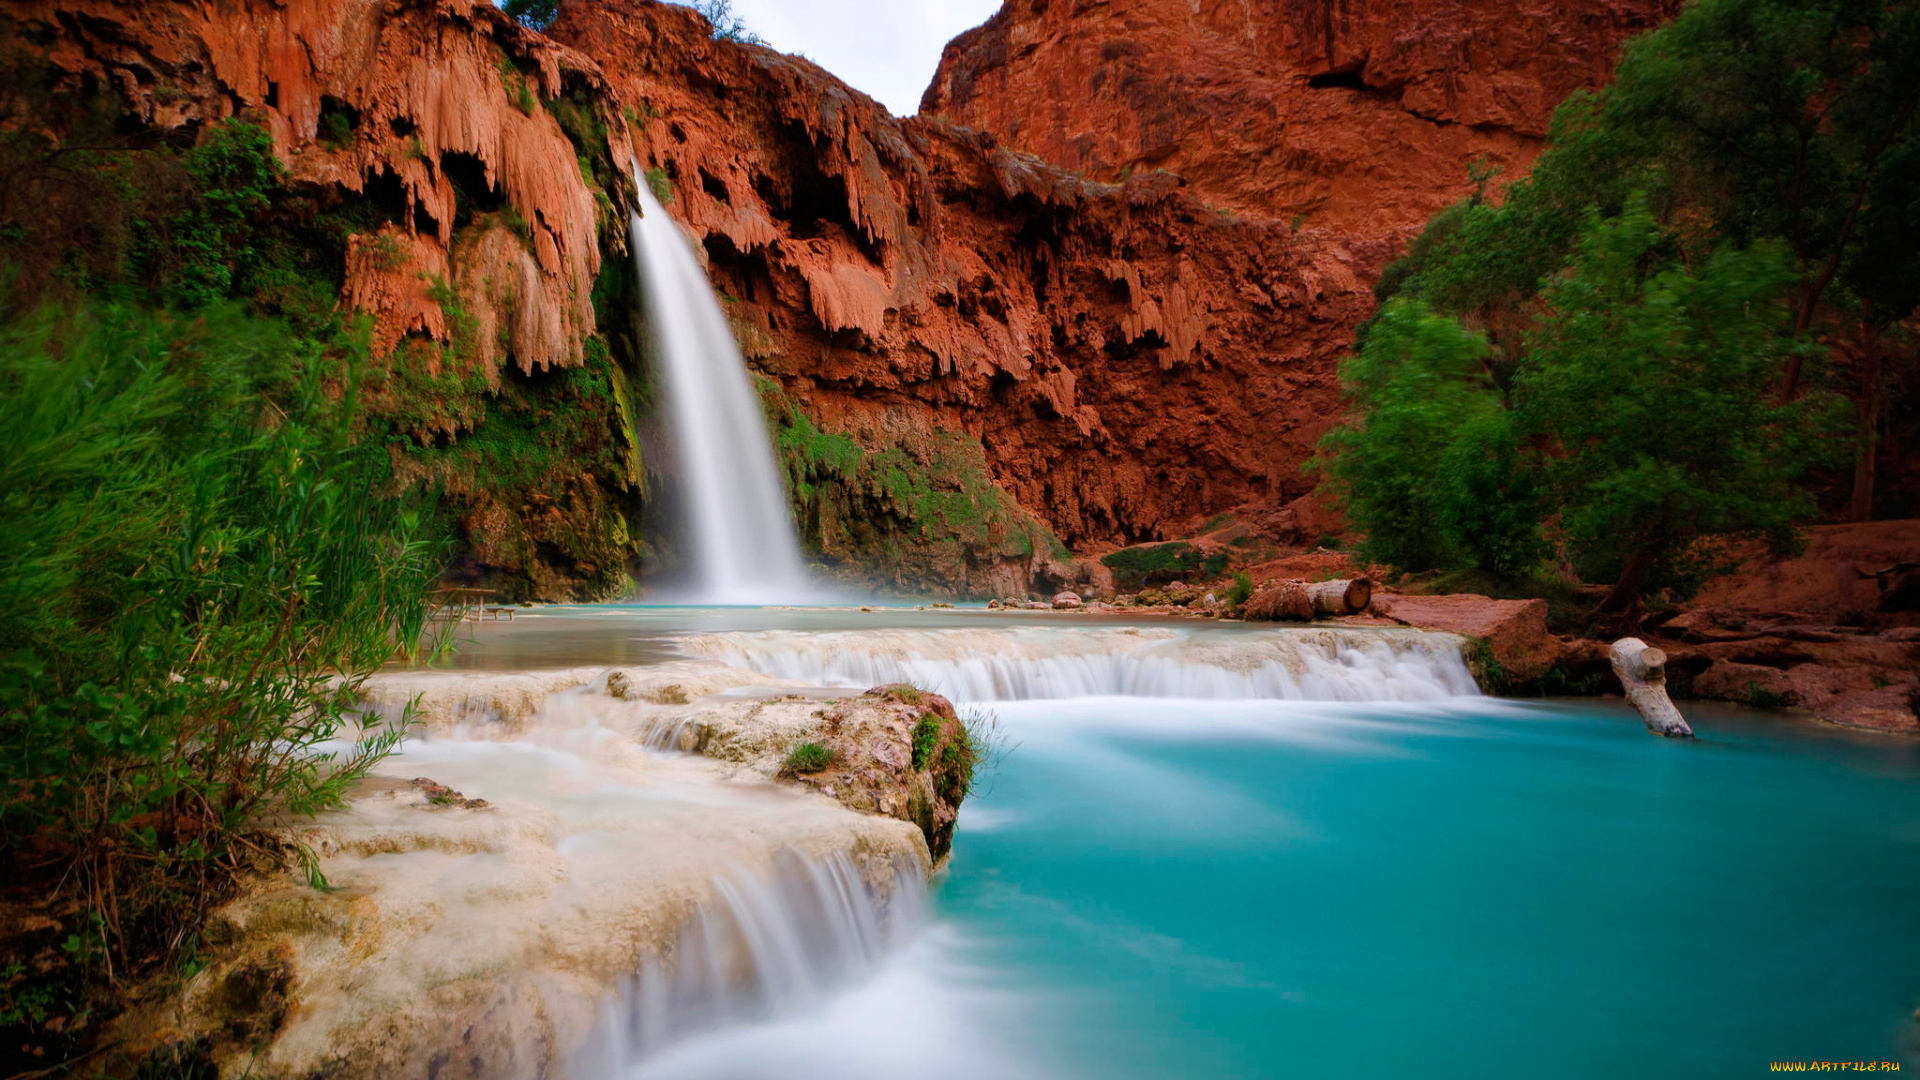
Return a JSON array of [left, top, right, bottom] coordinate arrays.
[[552, 0, 1380, 568], [922, 0, 1681, 245], [3, 0, 1680, 596], [3, 0, 649, 599]]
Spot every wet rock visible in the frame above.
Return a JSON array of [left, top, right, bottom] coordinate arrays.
[[646, 683, 978, 862], [1374, 593, 1560, 686], [408, 777, 490, 811], [1693, 661, 1796, 707], [1051, 591, 1083, 610]]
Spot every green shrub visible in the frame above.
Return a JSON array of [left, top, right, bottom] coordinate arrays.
[[1226, 571, 1254, 607], [910, 714, 942, 771], [1100, 542, 1229, 592], [645, 166, 674, 205], [784, 741, 835, 773], [0, 299, 445, 981]]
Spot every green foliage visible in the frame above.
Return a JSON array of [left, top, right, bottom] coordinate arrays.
[[910, 714, 942, 771], [645, 166, 675, 205], [168, 119, 289, 309], [1099, 541, 1230, 592], [1463, 638, 1511, 695], [0, 299, 444, 979], [693, 0, 765, 44], [879, 683, 927, 706], [1226, 571, 1254, 607], [1521, 200, 1825, 593], [318, 107, 355, 151], [763, 380, 1064, 594], [784, 741, 835, 774], [1316, 300, 1514, 573], [502, 0, 557, 29], [1315, 0, 1917, 604], [1747, 681, 1789, 709]]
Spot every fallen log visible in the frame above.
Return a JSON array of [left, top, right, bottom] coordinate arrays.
[[1245, 578, 1372, 621], [1608, 637, 1694, 738], [1309, 577, 1372, 617]]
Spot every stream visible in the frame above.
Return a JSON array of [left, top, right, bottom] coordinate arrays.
[[396, 606, 1920, 1077]]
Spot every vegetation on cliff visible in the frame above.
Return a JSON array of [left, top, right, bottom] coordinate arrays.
[[1319, 0, 1919, 611], [762, 380, 1066, 596]]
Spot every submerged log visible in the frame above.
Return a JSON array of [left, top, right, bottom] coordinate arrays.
[[1609, 637, 1694, 738], [1245, 578, 1372, 621]]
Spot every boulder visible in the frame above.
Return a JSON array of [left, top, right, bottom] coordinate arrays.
[[1373, 593, 1560, 685], [1051, 591, 1083, 610], [1692, 660, 1796, 707]]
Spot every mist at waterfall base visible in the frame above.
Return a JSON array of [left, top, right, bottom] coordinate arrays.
[[627, 179, 822, 605], [425, 610, 1920, 1077]]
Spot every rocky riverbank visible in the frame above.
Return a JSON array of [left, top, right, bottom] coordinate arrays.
[[106, 665, 976, 1079]]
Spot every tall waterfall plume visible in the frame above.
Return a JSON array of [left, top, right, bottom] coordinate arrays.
[[629, 174, 813, 603]]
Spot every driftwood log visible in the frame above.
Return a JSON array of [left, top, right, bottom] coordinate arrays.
[[1245, 577, 1373, 621], [1309, 577, 1372, 617], [1608, 637, 1694, 738]]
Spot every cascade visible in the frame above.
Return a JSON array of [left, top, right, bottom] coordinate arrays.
[[678, 626, 1483, 703], [572, 849, 923, 1075], [629, 175, 813, 603]]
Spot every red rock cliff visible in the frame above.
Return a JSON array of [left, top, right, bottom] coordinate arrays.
[[552, 0, 1379, 556], [922, 0, 1680, 246]]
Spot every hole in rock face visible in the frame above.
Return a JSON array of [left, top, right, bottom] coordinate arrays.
[[440, 151, 503, 227], [358, 168, 414, 229], [699, 168, 730, 204], [317, 95, 360, 147], [1307, 65, 1370, 91], [669, 121, 688, 144], [264, 80, 279, 108], [389, 115, 417, 138]]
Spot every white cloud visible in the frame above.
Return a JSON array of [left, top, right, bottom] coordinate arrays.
[[709, 0, 1004, 116]]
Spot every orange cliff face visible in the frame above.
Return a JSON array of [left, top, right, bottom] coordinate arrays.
[[3, 0, 1685, 592], [550, 0, 1377, 555], [921, 0, 1681, 248], [5, 0, 649, 599], [6, 0, 617, 371]]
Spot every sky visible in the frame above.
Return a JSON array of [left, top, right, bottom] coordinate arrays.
[[708, 0, 1005, 116]]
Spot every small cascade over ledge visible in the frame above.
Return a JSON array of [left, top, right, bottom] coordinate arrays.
[[629, 175, 814, 603], [678, 625, 1482, 702]]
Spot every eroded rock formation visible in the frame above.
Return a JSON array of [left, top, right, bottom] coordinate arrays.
[[4, 0, 648, 599], [551, 0, 1378, 561], [923, 0, 1681, 244], [6, 0, 1687, 597]]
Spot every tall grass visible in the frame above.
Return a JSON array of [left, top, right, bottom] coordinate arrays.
[[0, 300, 444, 983]]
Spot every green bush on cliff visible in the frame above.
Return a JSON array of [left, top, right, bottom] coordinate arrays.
[[0, 299, 445, 989], [761, 380, 1064, 593], [1100, 542, 1229, 592]]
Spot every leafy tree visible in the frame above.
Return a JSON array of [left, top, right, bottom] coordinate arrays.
[[693, 0, 765, 44], [1520, 202, 1829, 608], [502, 0, 557, 29], [1322, 0, 1917, 608], [1317, 299, 1513, 573]]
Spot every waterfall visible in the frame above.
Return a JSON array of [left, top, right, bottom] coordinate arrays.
[[629, 175, 813, 604], [678, 626, 1483, 703], [571, 849, 924, 1076]]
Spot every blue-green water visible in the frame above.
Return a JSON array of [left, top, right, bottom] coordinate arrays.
[[931, 697, 1920, 1078], [453, 612, 1918, 1079]]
